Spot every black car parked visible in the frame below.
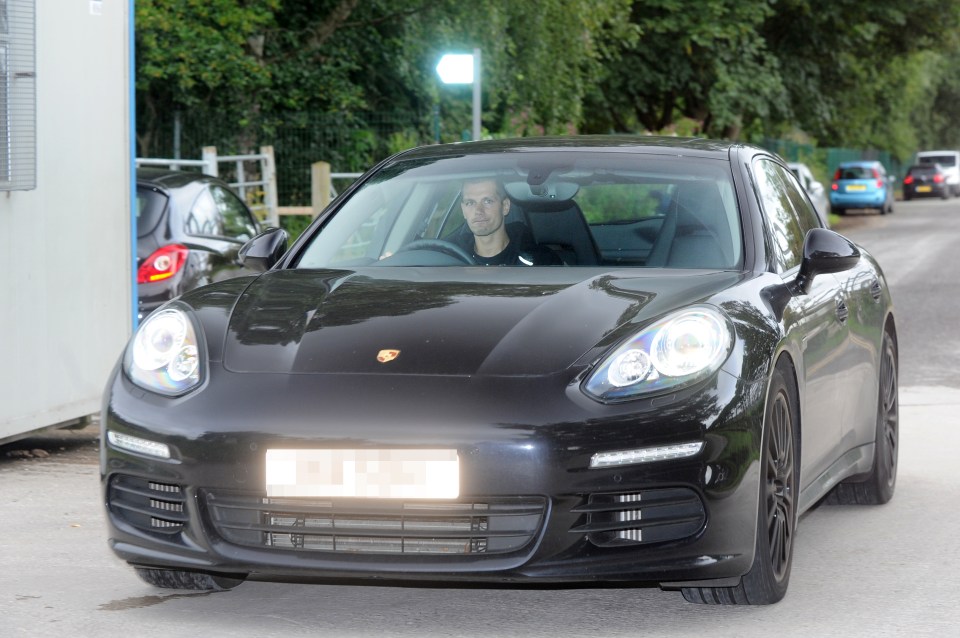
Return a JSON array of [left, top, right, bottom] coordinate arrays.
[[902, 164, 950, 200], [136, 169, 261, 320]]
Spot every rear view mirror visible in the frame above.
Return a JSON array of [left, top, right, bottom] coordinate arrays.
[[792, 228, 860, 295], [238, 227, 289, 272]]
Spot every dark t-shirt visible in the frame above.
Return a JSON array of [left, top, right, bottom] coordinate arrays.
[[453, 223, 562, 266]]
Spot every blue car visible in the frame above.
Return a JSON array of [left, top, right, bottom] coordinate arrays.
[[829, 161, 895, 215]]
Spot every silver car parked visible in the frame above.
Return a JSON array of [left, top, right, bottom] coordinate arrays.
[[788, 162, 830, 227]]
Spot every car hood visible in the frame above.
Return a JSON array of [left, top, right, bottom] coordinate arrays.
[[221, 268, 743, 376]]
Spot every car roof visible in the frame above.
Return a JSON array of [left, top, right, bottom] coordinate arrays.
[[390, 135, 747, 163], [137, 167, 215, 189], [837, 160, 881, 167]]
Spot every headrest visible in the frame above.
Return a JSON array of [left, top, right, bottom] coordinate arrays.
[[676, 181, 724, 228]]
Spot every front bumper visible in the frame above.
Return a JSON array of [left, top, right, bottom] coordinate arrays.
[[101, 364, 765, 586]]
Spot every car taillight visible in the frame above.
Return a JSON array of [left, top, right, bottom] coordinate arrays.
[[833, 169, 842, 180], [904, 175, 914, 185], [934, 174, 945, 183], [137, 244, 189, 284], [831, 183, 839, 191], [876, 179, 884, 188]]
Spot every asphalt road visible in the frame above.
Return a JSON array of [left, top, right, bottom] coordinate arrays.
[[2, 197, 959, 637]]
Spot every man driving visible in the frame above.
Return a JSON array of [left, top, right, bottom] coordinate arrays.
[[457, 178, 561, 266]]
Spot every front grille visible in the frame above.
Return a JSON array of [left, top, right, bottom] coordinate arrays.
[[570, 487, 705, 547], [204, 491, 546, 555], [107, 475, 188, 535]]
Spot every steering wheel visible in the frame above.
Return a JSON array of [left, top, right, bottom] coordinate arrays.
[[395, 239, 477, 265]]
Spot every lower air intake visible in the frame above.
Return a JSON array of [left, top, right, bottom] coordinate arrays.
[[107, 475, 188, 535], [205, 492, 545, 555], [570, 487, 706, 547]]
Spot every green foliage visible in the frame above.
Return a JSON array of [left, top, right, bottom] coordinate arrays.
[[280, 214, 314, 243], [135, 0, 960, 173], [136, 0, 278, 105], [578, 184, 663, 223], [584, 0, 785, 138]]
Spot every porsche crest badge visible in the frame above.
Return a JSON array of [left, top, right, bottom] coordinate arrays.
[[377, 349, 400, 363]]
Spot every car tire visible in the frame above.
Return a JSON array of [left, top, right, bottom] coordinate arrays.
[[825, 329, 898, 506], [682, 361, 798, 605], [134, 566, 246, 591]]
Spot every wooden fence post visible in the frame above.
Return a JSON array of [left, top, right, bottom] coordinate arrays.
[[201, 147, 218, 177], [261, 145, 279, 227], [312, 161, 331, 217]]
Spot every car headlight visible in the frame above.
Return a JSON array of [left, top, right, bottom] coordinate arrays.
[[583, 305, 734, 402], [125, 306, 204, 396]]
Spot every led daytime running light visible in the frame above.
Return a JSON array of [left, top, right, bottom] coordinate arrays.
[[107, 430, 171, 459], [590, 442, 704, 468]]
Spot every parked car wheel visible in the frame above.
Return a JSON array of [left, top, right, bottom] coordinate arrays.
[[826, 330, 898, 505], [682, 360, 798, 605], [134, 567, 246, 591]]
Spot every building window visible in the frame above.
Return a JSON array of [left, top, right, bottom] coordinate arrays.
[[0, 0, 36, 191]]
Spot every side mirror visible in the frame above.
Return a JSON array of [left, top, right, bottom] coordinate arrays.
[[792, 228, 860, 295], [238, 227, 289, 272]]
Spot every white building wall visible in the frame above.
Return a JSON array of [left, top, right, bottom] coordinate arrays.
[[0, 1, 131, 440]]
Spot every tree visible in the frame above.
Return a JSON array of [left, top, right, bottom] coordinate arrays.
[[761, 0, 960, 156], [135, 0, 279, 155], [583, 0, 786, 139]]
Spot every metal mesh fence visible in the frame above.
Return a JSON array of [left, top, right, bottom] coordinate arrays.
[[140, 111, 908, 208], [760, 138, 903, 182], [141, 111, 434, 207]]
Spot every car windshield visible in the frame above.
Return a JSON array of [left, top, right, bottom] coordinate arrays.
[[919, 155, 956, 168], [908, 166, 939, 176], [294, 151, 742, 269]]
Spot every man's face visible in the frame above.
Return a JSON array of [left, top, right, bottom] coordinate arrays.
[[461, 180, 510, 237]]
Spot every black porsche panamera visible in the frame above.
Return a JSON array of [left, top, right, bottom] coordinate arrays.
[[101, 137, 898, 605]]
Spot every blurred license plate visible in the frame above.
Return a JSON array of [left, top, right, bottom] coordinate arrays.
[[917, 185, 932, 193], [846, 184, 867, 191], [265, 449, 459, 498]]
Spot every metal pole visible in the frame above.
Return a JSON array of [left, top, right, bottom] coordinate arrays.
[[472, 48, 481, 141], [173, 110, 182, 170]]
